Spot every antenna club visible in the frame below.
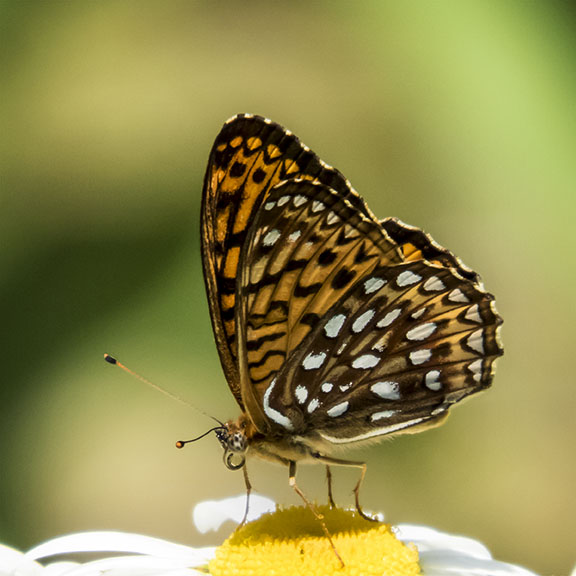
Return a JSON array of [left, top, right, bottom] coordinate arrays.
[[104, 354, 117, 365], [175, 441, 186, 449]]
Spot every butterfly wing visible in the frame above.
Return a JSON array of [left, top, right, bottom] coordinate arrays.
[[237, 179, 503, 443], [201, 114, 373, 406]]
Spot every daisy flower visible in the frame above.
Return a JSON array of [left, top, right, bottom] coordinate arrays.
[[0, 495, 540, 576]]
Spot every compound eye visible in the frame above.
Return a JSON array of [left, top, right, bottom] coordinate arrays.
[[230, 432, 246, 452]]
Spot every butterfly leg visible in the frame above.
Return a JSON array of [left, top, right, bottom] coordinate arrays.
[[351, 462, 377, 522], [313, 454, 378, 522], [288, 461, 344, 567], [325, 465, 336, 509], [237, 465, 252, 528]]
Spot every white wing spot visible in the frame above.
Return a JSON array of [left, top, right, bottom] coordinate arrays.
[[302, 351, 327, 370], [263, 378, 294, 430], [411, 307, 427, 320], [371, 381, 400, 400], [312, 200, 325, 213], [294, 195, 307, 207], [264, 201, 276, 211], [307, 398, 320, 413], [339, 383, 352, 392], [277, 195, 291, 207], [324, 314, 347, 339], [465, 304, 482, 323], [364, 277, 386, 294], [327, 401, 349, 418], [371, 410, 396, 421], [423, 276, 446, 291], [397, 270, 422, 287], [344, 224, 357, 238], [468, 359, 483, 382], [448, 288, 469, 303], [321, 382, 334, 393], [495, 325, 504, 349], [288, 230, 302, 243], [352, 309, 375, 333], [263, 229, 281, 247], [352, 354, 380, 369], [295, 385, 308, 404], [327, 211, 340, 225], [425, 370, 442, 391], [409, 349, 432, 365], [406, 322, 437, 342], [377, 308, 402, 328], [467, 329, 485, 354]]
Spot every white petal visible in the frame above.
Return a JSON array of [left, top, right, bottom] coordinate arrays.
[[396, 525, 540, 576], [25, 532, 209, 564], [43, 562, 80, 575], [419, 551, 540, 576], [45, 555, 208, 576], [0, 543, 45, 575], [193, 494, 276, 533], [396, 524, 491, 559]]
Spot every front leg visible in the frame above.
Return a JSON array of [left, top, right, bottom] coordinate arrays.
[[237, 465, 252, 529]]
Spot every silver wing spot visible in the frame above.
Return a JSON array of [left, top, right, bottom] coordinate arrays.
[[425, 370, 442, 391], [423, 276, 446, 291], [352, 354, 380, 369], [302, 351, 327, 370], [448, 288, 469, 303], [352, 309, 375, 333], [406, 322, 437, 342], [327, 401, 349, 418], [409, 349, 432, 365], [371, 381, 401, 400], [263, 378, 295, 430], [397, 271, 422, 287], [466, 329, 485, 355], [324, 314, 347, 339], [377, 308, 402, 328]]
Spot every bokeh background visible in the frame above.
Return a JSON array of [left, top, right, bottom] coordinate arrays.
[[1, 2, 574, 574]]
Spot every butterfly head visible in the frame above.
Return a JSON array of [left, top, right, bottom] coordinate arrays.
[[215, 421, 248, 470]]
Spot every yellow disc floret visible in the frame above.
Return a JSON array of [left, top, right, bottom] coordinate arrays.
[[209, 506, 421, 576]]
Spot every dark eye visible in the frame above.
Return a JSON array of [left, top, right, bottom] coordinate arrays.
[[231, 433, 245, 450]]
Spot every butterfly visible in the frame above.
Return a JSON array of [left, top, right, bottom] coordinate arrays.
[[198, 113, 503, 535]]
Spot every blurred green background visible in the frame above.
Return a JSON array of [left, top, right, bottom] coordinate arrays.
[[1, 2, 574, 574]]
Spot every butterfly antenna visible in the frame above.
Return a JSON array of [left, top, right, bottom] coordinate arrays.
[[103, 354, 223, 427], [175, 426, 224, 449]]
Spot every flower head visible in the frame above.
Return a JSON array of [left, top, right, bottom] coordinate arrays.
[[0, 496, 541, 576], [210, 505, 419, 576]]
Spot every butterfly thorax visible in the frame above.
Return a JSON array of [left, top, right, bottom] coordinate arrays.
[[217, 412, 331, 469]]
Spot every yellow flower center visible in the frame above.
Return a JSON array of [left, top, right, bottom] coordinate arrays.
[[209, 506, 421, 576]]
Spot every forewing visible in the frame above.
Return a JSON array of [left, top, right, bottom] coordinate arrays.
[[201, 114, 373, 404]]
